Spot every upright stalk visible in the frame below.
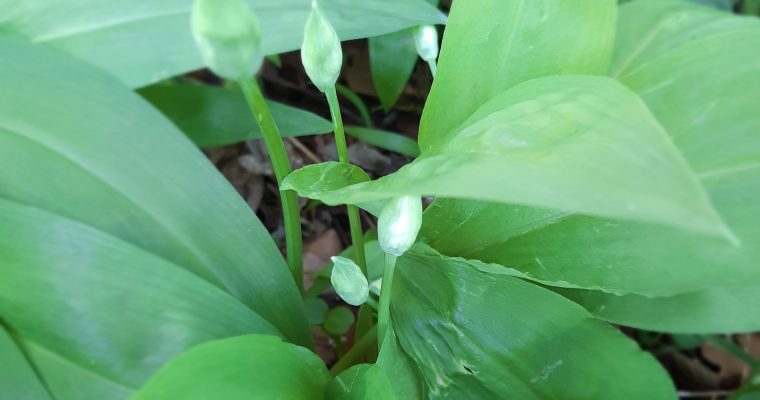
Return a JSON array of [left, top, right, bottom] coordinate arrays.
[[325, 88, 367, 275], [377, 253, 397, 348], [239, 78, 303, 293], [325, 86, 371, 346]]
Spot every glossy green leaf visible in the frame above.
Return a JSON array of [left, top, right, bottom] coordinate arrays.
[[390, 246, 676, 399], [418, 0, 617, 151], [285, 76, 728, 236], [133, 335, 330, 400], [376, 328, 425, 400], [0, 0, 445, 88], [0, 199, 282, 399], [282, 162, 370, 199], [346, 126, 421, 157], [369, 29, 417, 111], [139, 84, 333, 148], [0, 37, 310, 346], [0, 325, 51, 400], [556, 286, 760, 334], [324, 306, 355, 336], [326, 364, 395, 400], [420, 1, 760, 330]]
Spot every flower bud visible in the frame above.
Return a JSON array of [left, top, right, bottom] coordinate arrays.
[[413, 25, 439, 62], [378, 195, 423, 256], [191, 0, 263, 81], [330, 256, 369, 306], [301, 1, 343, 92]]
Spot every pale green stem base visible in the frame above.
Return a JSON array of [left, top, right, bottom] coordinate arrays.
[[377, 253, 397, 348]]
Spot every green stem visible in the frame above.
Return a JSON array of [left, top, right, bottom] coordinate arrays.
[[330, 325, 378, 377], [377, 253, 397, 348], [326, 87, 371, 344], [239, 78, 303, 293], [427, 59, 437, 78]]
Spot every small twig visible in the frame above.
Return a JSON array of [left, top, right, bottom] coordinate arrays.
[[677, 390, 733, 398], [287, 137, 321, 164]]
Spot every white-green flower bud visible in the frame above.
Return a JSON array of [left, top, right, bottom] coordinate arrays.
[[378, 195, 423, 256], [191, 0, 263, 81], [330, 256, 369, 306], [301, 1, 343, 92], [413, 24, 439, 62]]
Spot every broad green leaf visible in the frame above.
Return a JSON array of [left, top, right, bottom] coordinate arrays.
[[0, 37, 310, 346], [285, 76, 728, 236], [326, 364, 395, 400], [0, 325, 51, 400], [556, 286, 760, 334], [420, 1, 760, 327], [324, 306, 356, 336], [0, 0, 445, 88], [346, 126, 421, 158], [421, 166, 758, 297], [133, 335, 330, 400], [376, 328, 425, 400], [390, 246, 676, 399], [611, 0, 760, 176], [139, 84, 333, 148], [418, 0, 616, 151], [0, 199, 282, 399], [369, 29, 418, 111]]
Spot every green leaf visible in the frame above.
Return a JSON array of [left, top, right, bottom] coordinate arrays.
[[0, 325, 52, 400], [376, 328, 425, 400], [369, 29, 417, 111], [390, 246, 676, 399], [0, 199, 282, 399], [420, 1, 760, 307], [556, 286, 760, 334], [304, 297, 329, 326], [0, 37, 311, 346], [0, 0, 445, 88], [346, 126, 421, 157], [139, 84, 333, 148], [331, 256, 370, 306], [418, 0, 617, 151], [132, 335, 330, 400], [282, 162, 370, 199], [324, 306, 356, 336], [326, 364, 395, 400], [286, 76, 729, 236]]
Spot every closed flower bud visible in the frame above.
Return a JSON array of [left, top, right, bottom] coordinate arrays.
[[330, 256, 369, 306], [378, 195, 423, 256], [301, 1, 343, 92], [191, 0, 263, 81], [413, 24, 439, 62]]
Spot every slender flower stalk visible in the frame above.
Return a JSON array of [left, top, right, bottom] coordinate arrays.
[[413, 24, 439, 77], [377, 253, 397, 347], [301, 0, 371, 343], [239, 78, 304, 292], [192, 0, 303, 292]]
